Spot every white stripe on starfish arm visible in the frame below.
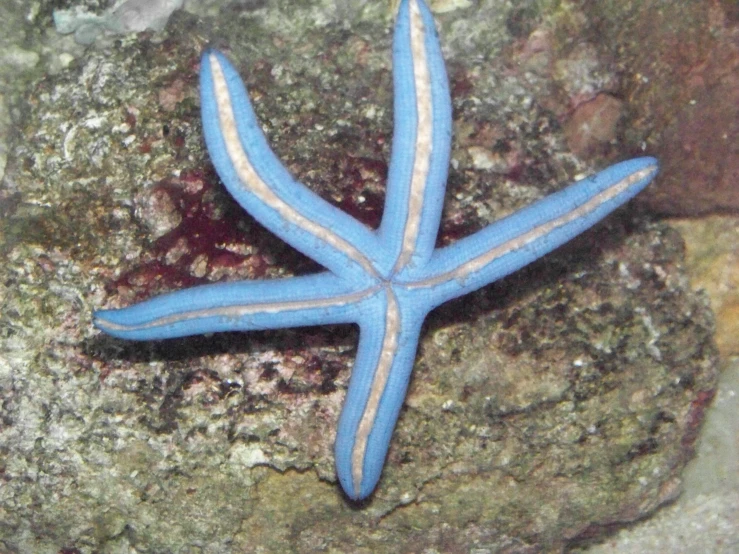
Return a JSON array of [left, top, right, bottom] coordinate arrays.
[[350, 288, 401, 496], [381, 0, 452, 276], [93, 273, 378, 341], [404, 158, 659, 303], [203, 51, 382, 283], [334, 286, 427, 500], [392, 0, 434, 273]]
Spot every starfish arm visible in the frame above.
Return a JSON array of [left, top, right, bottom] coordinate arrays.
[[377, 0, 452, 275], [334, 288, 426, 500], [402, 157, 659, 307], [93, 272, 375, 341], [200, 50, 382, 285]]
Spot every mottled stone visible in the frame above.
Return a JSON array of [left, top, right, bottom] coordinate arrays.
[[580, 0, 739, 215], [671, 216, 739, 357], [0, 1, 719, 552], [54, 0, 184, 44], [653, 69, 739, 215], [564, 94, 624, 158]]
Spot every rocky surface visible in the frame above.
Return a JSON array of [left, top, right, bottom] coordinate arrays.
[[0, 1, 725, 552], [584, 0, 739, 216]]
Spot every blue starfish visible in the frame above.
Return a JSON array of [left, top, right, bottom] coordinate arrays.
[[94, 0, 658, 500]]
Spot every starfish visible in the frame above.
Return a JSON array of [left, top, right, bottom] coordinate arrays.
[[94, 0, 658, 500]]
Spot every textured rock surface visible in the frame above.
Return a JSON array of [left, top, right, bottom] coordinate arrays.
[[672, 217, 739, 357], [575, 357, 739, 554], [583, 0, 739, 215], [0, 1, 720, 552]]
